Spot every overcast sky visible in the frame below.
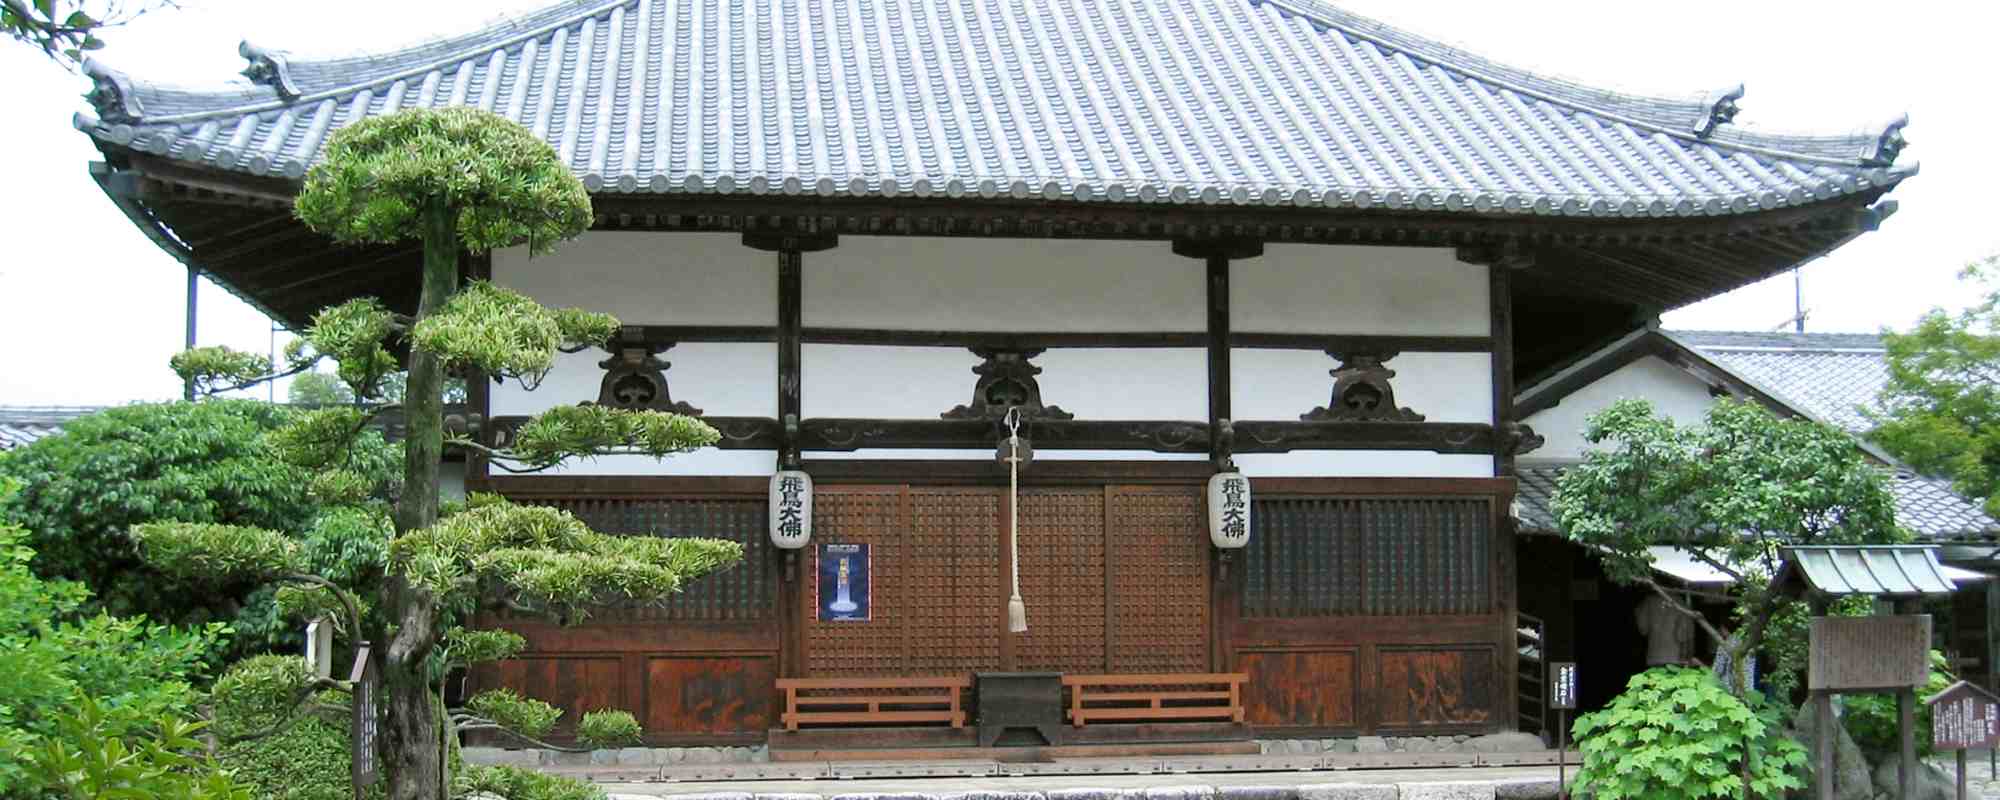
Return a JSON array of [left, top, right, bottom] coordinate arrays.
[[1, 0, 1992, 406]]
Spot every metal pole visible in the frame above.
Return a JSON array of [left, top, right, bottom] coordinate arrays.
[[1901, 687, 1917, 800], [1816, 691, 1835, 800], [183, 267, 198, 400], [1959, 748, 1968, 800]]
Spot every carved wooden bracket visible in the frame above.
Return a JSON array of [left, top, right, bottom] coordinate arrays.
[[1302, 351, 1425, 422], [591, 327, 702, 415], [1500, 421, 1546, 456], [941, 347, 1073, 421]]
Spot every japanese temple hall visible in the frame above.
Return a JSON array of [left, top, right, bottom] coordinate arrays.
[[74, 0, 1912, 747]]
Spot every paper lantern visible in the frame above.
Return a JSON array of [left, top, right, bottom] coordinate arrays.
[[1207, 471, 1251, 549], [769, 470, 813, 549]]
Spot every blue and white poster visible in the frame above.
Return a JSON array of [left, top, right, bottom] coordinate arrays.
[[816, 542, 871, 622]]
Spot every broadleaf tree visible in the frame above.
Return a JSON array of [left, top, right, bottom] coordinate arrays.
[[1869, 256, 2000, 517], [147, 107, 741, 800], [1553, 398, 1904, 695], [1, 0, 176, 64]]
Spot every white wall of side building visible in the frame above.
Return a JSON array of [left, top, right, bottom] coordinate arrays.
[[491, 233, 1496, 477], [1523, 355, 1717, 460]]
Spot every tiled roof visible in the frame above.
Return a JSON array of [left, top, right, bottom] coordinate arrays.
[[1673, 330, 1888, 433], [75, 0, 1911, 217], [1776, 545, 1955, 598], [1515, 461, 2000, 542], [0, 407, 106, 451]]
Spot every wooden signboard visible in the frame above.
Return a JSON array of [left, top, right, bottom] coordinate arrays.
[[349, 643, 377, 799], [1808, 616, 1930, 691], [1549, 662, 1578, 710], [1928, 681, 2000, 752]]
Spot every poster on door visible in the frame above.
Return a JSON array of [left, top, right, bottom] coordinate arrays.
[[817, 542, 871, 622]]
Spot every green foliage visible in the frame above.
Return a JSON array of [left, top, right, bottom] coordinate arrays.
[[442, 627, 526, 668], [1845, 650, 1955, 760], [1571, 667, 1806, 799], [3, 0, 174, 63], [454, 765, 603, 800], [1870, 257, 2000, 517], [410, 281, 617, 382], [390, 500, 743, 620], [1553, 399, 1905, 692], [575, 709, 643, 749], [508, 404, 723, 469], [13, 694, 251, 800], [172, 346, 274, 395], [132, 521, 305, 583], [0, 400, 321, 649], [465, 688, 562, 739], [289, 371, 357, 406], [295, 107, 593, 256], [211, 656, 369, 800], [0, 517, 229, 796]]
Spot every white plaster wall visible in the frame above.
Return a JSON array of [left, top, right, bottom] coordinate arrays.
[[1233, 245, 1488, 336], [1232, 350, 1492, 425], [805, 237, 1201, 331], [1524, 355, 1717, 459], [487, 232, 1496, 477], [493, 231, 772, 325]]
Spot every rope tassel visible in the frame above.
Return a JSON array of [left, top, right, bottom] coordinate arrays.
[[1004, 409, 1028, 634]]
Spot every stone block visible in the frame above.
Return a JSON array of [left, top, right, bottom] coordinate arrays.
[[685, 747, 723, 764], [461, 747, 538, 767], [1142, 786, 1217, 800], [616, 747, 656, 765], [1403, 738, 1434, 753], [833, 793, 931, 800], [1397, 782, 1494, 800], [1217, 786, 1297, 800], [588, 749, 618, 765], [670, 793, 753, 800], [1493, 779, 1561, 800], [545, 750, 592, 767], [1296, 784, 1396, 800], [1048, 788, 1146, 800], [755, 793, 825, 800], [665, 746, 688, 763], [1354, 736, 1390, 753], [938, 792, 1046, 800], [1464, 732, 1545, 753], [1320, 738, 1355, 753]]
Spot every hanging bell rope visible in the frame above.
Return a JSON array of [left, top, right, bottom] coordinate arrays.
[[1003, 407, 1028, 634]]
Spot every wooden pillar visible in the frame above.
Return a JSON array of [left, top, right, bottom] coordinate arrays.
[[744, 232, 835, 468], [1812, 596, 1834, 800], [1898, 597, 1922, 800], [1986, 580, 2000, 691], [1206, 254, 1232, 467], [1488, 264, 1515, 477]]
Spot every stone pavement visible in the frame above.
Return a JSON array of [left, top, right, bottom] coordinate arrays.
[[592, 764, 1569, 800]]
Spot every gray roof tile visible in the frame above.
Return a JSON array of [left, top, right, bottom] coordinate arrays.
[[74, 0, 1912, 217], [1516, 461, 2000, 542], [1674, 330, 1889, 433], [0, 407, 106, 451]]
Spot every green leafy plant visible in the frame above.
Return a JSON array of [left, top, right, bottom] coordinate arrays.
[[1844, 649, 1955, 760], [13, 693, 250, 800], [2, 0, 179, 64], [209, 656, 370, 800], [575, 709, 643, 749], [1870, 256, 2000, 517], [1571, 666, 1806, 800], [453, 764, 603, 800], [463, 689, 563, 740], [1555, 399, 1904, 696]]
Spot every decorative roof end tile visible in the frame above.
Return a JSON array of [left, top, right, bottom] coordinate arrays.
[[81, 58, 143, 123], [238, 41, 301, 100], [1693, 84, 1744, 138], [1867, 114, 1910, 166]]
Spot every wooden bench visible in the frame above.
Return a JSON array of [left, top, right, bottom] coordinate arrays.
[[1062, 673, 1248, 728], [776, 676, 971, 731]]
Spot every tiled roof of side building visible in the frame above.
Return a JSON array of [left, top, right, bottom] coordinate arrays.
[[1671, 330, 1889, 433], [74, 0, 1911, 218], [0, 407, 108, 450], [1515, 461, 2000, 542]]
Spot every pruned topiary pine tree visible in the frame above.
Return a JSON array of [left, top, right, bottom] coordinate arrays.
[[145, 107, 741, 800], [1552, 399, 1905, 698]]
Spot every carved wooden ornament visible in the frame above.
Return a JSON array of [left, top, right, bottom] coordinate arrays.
[[942, 347, 1072, 421], [768, 470, 812, 550], [1302, 351, 1424, 422], [1207, 471, 1251, 549], [594, 330, 702, 415]]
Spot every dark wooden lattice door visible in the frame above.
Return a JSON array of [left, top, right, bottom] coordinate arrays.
[[805, 484, 1209, 677]]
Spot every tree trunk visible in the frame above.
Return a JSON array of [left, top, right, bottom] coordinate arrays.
[[382, 201, 461, 800]]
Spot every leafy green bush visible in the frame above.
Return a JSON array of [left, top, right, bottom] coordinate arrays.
[[465, 688, 563, 739], [1845, 649, 1955, 759], [1571, 666, 1806, 800], [0, 497, 228, 796], [13, 693, 251, 800], [0, 401, 315, 653], [210, 655, 374, 800], [576, 709, 642, 749], [454, 764, 603, 800]]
